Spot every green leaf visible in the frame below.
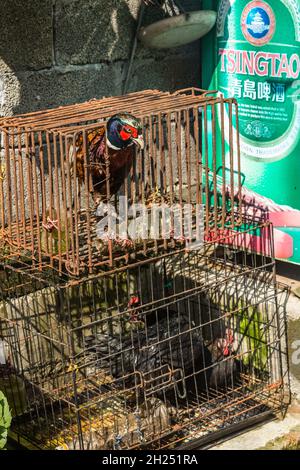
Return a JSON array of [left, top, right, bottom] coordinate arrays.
[[0, 391, 12, 450], [236, 305, 268, 370], [0, 429, 8, 449]]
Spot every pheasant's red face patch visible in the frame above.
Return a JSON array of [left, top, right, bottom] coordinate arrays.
[[120, 125, 139, 141]]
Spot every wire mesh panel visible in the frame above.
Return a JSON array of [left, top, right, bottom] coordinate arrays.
[[0, 224, 289, 450], [0, 89, 243, 276]]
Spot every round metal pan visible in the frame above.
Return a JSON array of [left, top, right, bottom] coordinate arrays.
[[138, 10, 217, 49]]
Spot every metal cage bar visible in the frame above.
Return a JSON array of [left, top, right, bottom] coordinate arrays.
[[0, 224, 289, 450], [0, 89, 244, 276]]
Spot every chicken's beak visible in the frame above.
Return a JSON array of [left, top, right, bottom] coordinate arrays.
[[132, 135, 144, 150]]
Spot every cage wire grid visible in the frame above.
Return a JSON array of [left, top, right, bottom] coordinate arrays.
[[0, 88, 290, 450], [0, 221, 289, 450], [0, 88, 244, 276]]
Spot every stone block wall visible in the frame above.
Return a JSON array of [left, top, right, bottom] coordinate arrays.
[[0, 0, 202, 116]]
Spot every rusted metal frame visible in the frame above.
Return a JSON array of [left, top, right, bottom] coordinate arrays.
[[148, 114, 154, 193], [10, 131, 21, 248], [2, 92, 224, 133], [174, 87, 216, 97], [56, 220, 272, 285], [203, 103, 210, 238], [152, 114, 159, 254], [260, 295, 275, 384], [186, 291, 202, 409], [0, 131, 6, 237], [165, 396, 280, 449], [57, 131, 72, 272], [24, 132, 36, 264], [38, 131, 47, 248], [17, 133, 26, 248], [228, 103, 235, 229], [176, 110, 183, 238], [57, 376, 145, 411], [234, 101, 243, 223], [0, 90, 154, 127], [184, 108, 192, 206], [158, 112, 168, 250], [141, 118, 152, 254], [54, 120, 107, 136], [3, 131, 13, 244], [130, 140, 138, 256], [138, 116, 147, 255], [1, 91, 217, 130], [193, 106, 201, 207], [103, 128, 113, 268], [81, 130, 93, 274], [273, 292, 288, 406], [45, 131, 55, 266], [0, 90, 245, 273], [132, 381, 283, 450], [211, 103, 219, 236], [3, 95, 234, 145], [4, 92, 166, 130], [178, 335, 278, 387], [142, 365, 182, 397], [166, 112, 175, 249], [69, 268, 276, 335], [185, 108, 194, 245], [0, 90, 162, 125], [219, 96, 227, 228], [1, 274, 285, 450], [30, 131, 43, 269], [270, 294, 287, 388], [61, 132, 75, 273], [52, 132, 63, 273], [174, 380, 282, 435], [123, 146, 130, 264]]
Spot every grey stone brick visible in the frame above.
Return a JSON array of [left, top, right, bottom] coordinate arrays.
[[3, 63, 124, 115], [0, 0, 53, 71], [55, 0, 139, 65], [127, 53, 201, 93]]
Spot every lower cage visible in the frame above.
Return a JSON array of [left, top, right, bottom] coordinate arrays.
[[0, 246, 289, 450]]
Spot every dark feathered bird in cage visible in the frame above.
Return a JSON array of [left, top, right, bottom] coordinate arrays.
[[84, 311, 240, 401], [69, 113, 144, 206]]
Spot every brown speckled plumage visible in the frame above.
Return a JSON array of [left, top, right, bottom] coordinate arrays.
[[71, 127, 135, 205]]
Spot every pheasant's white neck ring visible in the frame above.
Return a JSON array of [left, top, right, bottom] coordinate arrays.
[[106, 138, 134, 151], [106, 138, 121, 151]]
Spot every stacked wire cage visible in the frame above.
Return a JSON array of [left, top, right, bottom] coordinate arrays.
[[0, 89, 289, 449]]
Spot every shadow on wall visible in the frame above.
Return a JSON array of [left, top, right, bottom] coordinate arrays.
[[0, 0, 201, 116]]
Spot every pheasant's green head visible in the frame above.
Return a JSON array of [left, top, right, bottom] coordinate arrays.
[[106, 113, 144, 150]]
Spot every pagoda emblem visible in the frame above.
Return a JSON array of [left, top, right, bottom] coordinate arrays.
[[241, 1, 276, 46], [248, 11, 270, 34]]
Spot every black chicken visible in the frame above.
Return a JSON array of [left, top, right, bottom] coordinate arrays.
[[70, 113, 144, 205], [204, 330, 239, 391], [84, 311, 239, 399]]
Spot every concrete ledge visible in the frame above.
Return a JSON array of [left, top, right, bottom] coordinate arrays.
[[211, 413, 300, 450], [211, 274, 300, 450]]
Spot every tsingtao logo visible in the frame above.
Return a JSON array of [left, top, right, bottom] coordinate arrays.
[[241, 1, 276, 46]]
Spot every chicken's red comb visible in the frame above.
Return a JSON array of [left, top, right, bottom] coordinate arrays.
[[128, 296, 140, 307]]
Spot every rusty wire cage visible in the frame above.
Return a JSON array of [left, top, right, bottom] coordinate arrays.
[[0, 222, 289, 450], [0, 88, 243, 276]]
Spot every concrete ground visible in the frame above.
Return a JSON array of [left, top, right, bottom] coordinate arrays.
[[211, 411, 300, 450], [211, 261, 300, 450]]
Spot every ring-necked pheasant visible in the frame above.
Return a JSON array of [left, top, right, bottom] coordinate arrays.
[[69, 113, 144, 206]]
